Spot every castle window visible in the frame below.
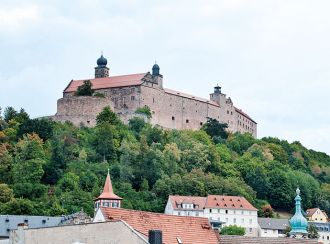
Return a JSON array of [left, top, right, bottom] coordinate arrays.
[[231, 111, 233, 115], [153, 98, 155, 103], [87, 120, 90, 124], [131, 96, 135, 101], [172, 116, 175, 121], [186, 119, 189, 123], [227, 110, 229, 114], [200, 122, 203, 126]]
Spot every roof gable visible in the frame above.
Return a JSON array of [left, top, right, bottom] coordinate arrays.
[[64, 73, 147, 93], [169, 195, 206, 211], [101, 208, 219, 244]]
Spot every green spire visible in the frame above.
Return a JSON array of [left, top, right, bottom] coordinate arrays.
[[289, 188, 308, 235]]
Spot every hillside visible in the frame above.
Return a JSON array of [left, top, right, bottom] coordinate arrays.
[[0, 106, 329, 217]]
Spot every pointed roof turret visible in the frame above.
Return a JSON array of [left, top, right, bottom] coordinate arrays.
[[96, 170, 122, 200]]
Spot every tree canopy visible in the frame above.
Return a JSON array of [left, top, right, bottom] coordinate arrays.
[[0, 106, 329, 217]]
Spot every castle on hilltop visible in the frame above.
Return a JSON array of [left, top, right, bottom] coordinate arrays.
[[53, 54, 257, 136]]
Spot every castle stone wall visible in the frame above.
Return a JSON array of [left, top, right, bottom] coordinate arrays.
[[53, 96, 112, 127], [139, 85, 221, 130], [56, 82, 257, 136]]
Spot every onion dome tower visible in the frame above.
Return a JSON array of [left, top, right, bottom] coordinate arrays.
[[95, 53, 110, 78], [152, 63, 160, 76], [94, 170, 122, 212], [289, 188, 308, 236]]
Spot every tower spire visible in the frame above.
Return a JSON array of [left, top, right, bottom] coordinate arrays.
[[289, 187, 308, 236], [94, 170, 122, 212]]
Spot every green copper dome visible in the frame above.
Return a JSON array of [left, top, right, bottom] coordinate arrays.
[[97, 54, 107, 67], [289, 188, 308, 235]]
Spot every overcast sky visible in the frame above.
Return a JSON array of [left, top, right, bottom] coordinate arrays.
[[0, 0, 329, 155]]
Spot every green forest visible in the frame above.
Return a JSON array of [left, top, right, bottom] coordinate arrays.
[[0, 106, 329, 218]]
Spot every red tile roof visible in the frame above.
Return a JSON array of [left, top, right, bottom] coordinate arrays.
[[164, 88, 220, 107], [101, 208, 219, 244], [169, 195, 207, 211], [64, 73, 147, 93], [235, 107, 256, 124], [206, 195, 257, 211], [96, 173, 122, 200], [169, 195, 257, 211]]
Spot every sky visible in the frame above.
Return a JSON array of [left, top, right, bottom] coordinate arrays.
[[0, 0, 329, 155]]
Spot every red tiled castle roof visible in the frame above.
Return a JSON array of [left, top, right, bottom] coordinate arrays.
[[101, 208, 219, 244], [64, 73, 147, 93]]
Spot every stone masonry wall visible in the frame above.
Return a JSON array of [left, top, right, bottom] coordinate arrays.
[[57, 82, 257, 136], [53, 96, 112, 127]]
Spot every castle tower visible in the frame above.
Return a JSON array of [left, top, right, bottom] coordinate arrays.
[[94, 170, 122, 212], [210, 84, 226, 107], [152, 63, 163, 88], [289, 188, 308, 237], [95, 54, 109, 78]]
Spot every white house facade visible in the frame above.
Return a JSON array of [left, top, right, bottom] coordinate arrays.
[[165, 195, 258, 237]]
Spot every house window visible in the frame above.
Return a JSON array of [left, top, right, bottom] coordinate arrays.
[[186, 119, 189, 123], [218, 209, 220, 213], [225, 218, 228, 223], [249, 228, 252, 233], [225, 210, 228, 214], [172, 116, 175, 120], [195, 212, 199, 217], [209, 209, 212, 213], [241, 218, 244, 223], [249, 219, 252, 224], [234, 218, 236, 224], [178, 212, 181, 216]]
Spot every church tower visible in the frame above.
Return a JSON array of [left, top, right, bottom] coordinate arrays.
[[289, 188, 308, 237], [94, 170, 122, 212], [95, 54, 109, 78]]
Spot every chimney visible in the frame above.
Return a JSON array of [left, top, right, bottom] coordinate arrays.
[[148, 230, 162, 244]]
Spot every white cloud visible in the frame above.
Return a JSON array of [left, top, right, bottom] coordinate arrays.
[[0, 5, 40, 31]]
